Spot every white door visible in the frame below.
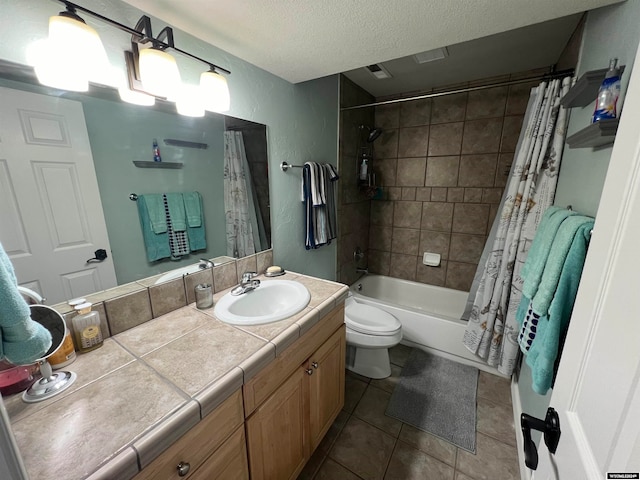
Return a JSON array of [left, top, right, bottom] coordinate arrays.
[[0, 86, 117, 304], [531, 40, 640, 479]]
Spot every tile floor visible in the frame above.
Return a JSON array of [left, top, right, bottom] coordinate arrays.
[[297, 345, 521, 480]]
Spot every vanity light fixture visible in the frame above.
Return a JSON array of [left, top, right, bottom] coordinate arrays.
[[33, 3, 110, 91], [33, 0, 231, 114]]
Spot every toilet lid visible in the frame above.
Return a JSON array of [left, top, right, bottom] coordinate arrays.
[[345, 303, 401, 336]]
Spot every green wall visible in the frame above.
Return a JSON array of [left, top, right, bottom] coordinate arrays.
[[0, 0, 339, 281], [519, 0, 640, 445]]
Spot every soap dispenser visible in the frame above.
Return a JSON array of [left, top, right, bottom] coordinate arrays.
[[593, 58, 621, 123], [72, 302, 104, 353]]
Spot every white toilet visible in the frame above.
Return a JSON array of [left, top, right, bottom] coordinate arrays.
[[344, 295, 402, 379]]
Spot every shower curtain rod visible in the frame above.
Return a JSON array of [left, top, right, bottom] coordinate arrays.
[[340, 67, 574, 111]]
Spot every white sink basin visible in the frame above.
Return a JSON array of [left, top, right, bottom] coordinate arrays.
[[214, 280, 310, 325]]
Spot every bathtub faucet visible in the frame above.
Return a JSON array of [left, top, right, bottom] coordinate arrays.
[[356, 267, 368, 274], [199, 258, 213, 269]]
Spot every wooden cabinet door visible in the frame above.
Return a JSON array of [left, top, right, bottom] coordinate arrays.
[[246, 366, 310, 480], [308, 325, 346, 450], [190, 426, 249, 480]]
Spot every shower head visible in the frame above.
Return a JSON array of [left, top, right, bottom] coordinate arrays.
[[359, 125, 383, 143]]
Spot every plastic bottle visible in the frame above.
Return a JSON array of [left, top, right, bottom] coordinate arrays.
[[72, 302, 104, 353], [48, 327, 77, 369], [593, 58, 621, 123], [153, 138, 162, 162], [359, 157, 368, 181]]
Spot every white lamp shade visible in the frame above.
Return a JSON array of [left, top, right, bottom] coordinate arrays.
[[200, 70, 230, 112], [48, 14, 111, 86], [138, 48, 181, 99], [176, 84, 205, 117], [28, 38, 89, 92]]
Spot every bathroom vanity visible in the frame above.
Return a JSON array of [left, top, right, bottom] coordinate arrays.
[[3, 264, 347, 480]]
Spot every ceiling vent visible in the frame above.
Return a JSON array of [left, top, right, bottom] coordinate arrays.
[[413, 47, 449, 64], [366, 63, 392, 79]]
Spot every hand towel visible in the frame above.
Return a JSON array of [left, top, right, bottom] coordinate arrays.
[[183, 191, 203, 228], [165, 193, 187, 232], [0, 243, 52, 365], [142, 194, 167, 234], [525, 221, 593, 394], [185, 192, 207, 251], [532, 215, 594, 315], [521, 206, 577, 300], [137, 195, 171, 262]]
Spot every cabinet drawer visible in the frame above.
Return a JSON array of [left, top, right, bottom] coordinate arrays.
[[133, 389, 244, 480], [243, 304, 344, 415], [190, 425, 248, 480]]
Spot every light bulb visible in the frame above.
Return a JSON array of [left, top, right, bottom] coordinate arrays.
[[176, 84, 205, 117], [200, 70, 230, 112], [48, 13, 110, 86], [29, 38, 88, 92], [138, 47, 181, 99]]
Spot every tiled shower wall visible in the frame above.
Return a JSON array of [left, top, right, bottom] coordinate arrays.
[[337, 76, 374, 285], [368, 71, 541, 291]]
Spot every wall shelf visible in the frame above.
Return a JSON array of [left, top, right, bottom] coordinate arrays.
[[132, 161, 183, 169], [561, 65, 626, 108], [566, 119, 619, 149]]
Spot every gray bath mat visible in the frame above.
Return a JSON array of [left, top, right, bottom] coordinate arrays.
[[386, 349, 479, 453]]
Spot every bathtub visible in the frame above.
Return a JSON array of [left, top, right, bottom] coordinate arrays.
[[350, 274, 501, 374]]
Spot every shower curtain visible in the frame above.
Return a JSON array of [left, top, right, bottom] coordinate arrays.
[[223, 131, 262, 258], [462, 76, 572, 376]]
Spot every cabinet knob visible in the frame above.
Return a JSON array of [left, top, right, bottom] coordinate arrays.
[[311, 362, 318, 369], [305, 368, 314, 375], [177, 461, 191, 476]]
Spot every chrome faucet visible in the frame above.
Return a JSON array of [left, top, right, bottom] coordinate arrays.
[[231, 271, 261, 296], [356, 267, 369, 274], [199, 258, 214, 269]]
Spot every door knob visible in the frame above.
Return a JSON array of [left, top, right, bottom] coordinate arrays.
[[86, 248, 108, 263], [521, 407, 561, 470]]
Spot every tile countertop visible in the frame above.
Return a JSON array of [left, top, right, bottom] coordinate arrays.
[[4, 272, 348, 480]]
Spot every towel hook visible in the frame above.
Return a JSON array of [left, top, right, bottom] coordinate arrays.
[[129, 193, 138, 201]]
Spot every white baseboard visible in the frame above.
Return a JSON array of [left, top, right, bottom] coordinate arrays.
[[511, 374, 531, 480]]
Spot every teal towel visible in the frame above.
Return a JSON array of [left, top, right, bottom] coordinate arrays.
[[143, 194, 167, 234], [183, 192, 202, 227], [532, 215, 594, 315], [137, 196, 171, 262], [526, 221, 593, 394], [0, 242, 52, 365], [521, 206, 578, 301], [166, 193, 186, 231], [186, 193, 206, 251]]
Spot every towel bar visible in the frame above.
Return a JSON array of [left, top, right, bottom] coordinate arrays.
[[280, 161, 304, 172]]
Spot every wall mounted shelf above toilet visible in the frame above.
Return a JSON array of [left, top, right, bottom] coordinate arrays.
[[132, 161, 183, 169]]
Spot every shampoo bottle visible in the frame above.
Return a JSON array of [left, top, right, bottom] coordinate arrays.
[[593, 58, 621, 123], [72, 302, 104, 353], [359, 157, 368, 181]]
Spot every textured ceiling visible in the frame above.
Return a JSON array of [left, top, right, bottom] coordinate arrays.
[[121, 0, 623, 84], [344, 15, 583, 98]]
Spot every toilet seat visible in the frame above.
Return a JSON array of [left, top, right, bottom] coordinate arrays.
[[345, 302, 401, 336]]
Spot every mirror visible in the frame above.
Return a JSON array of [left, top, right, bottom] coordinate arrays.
[[0, 60, 271, 293]]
